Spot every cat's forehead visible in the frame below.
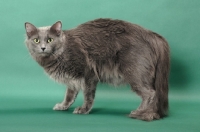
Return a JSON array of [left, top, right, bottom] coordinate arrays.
[[38, 26, 51, 32], [37, 26, 51, 37]]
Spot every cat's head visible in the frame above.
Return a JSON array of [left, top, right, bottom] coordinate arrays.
[[25, 21, 65, 58]]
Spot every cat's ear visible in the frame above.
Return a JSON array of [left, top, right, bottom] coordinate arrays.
[[25, 22, 37, 38], [50, 21, 62, 36]]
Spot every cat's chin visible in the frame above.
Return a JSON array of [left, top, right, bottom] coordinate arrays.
[[38, 52, 51, 57]]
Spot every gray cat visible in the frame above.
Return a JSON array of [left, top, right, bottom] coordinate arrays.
[[24, 18, 170, 121]]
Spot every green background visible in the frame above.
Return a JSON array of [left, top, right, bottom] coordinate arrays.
[[1, 0, 200, 131]]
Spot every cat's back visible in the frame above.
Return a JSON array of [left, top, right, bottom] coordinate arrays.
[[75, 18, 145, 36], [63, 18, 167, 64], [82, 18, 128, 31], [66, 18, 152, 48], [65, 19, 148, 58]]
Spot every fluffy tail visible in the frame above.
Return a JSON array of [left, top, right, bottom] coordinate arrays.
[[154, 34, 170, 117]]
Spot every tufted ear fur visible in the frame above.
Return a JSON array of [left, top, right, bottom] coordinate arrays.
[[50, 21, 62, 36], [25, 22, 37, 38]]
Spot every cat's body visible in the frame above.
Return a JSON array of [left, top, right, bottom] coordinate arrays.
[[25, 18, 170, 121]]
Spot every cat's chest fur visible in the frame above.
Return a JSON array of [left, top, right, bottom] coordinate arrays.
[[47, 69, 85, 90], [41, 57, 125, 89], [40, 58, 85, 90]]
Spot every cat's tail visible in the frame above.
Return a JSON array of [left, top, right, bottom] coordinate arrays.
[[154, 33, 170, 117]]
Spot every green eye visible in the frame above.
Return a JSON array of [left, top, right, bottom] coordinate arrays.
[[47, 38, 53, 43], [34, 38, 40, 43]]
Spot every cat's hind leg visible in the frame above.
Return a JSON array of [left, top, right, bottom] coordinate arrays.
[[122, 68, 159, 120], [129, 84, 160, 121], [53, 88, 78, 111]]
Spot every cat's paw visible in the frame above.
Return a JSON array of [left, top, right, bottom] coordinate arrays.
[[129, 110, 160, 121], [73, 107, 90, 114], [53, 103, 68, 111]]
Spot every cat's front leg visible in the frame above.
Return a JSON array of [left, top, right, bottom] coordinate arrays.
[[73, 79, 98, 114], [53, 88, 78, 111]]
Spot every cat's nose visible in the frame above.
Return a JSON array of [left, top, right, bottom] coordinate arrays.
[[41, 47, 46, 51]]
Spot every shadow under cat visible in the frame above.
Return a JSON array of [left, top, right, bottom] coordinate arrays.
[[169, 56, 189, 90]]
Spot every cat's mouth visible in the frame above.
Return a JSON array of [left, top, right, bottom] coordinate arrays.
[[38, 51, 51, 57]]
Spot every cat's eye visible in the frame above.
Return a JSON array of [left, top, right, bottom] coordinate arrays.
[[47, 38, 53, 43], [34, 38, 40, 43]]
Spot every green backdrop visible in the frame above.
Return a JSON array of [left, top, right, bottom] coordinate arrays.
[[1, 0, 200, 132]]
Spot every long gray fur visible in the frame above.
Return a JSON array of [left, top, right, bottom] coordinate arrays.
[[24, 18, 170, 121]]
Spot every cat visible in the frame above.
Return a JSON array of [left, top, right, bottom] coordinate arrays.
[[24, 18, 170, 121]]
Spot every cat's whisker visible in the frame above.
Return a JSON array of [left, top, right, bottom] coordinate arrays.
[[21, 52, 35, 63], [21, 55, 31, 62]]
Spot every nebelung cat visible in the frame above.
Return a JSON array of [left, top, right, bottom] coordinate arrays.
[[24, 18, 170, 121]]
